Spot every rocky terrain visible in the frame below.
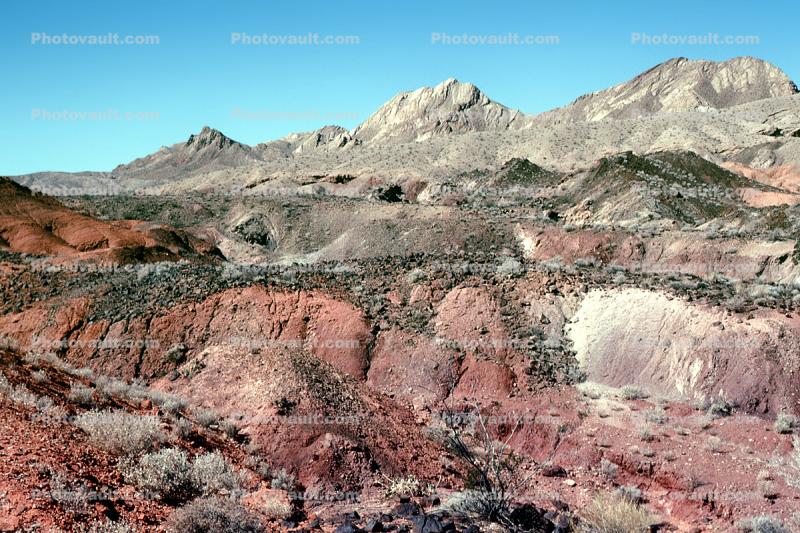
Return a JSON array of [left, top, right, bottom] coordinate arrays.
[[2, 56, 800, 532], [538, 57, 798, 122]]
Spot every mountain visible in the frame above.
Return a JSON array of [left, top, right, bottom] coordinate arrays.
[[9, 57, 800, 195], [270, 125, 354, 154], [351, 78, 531, 144], [542, 56, 798, 122], [110, 126, 263, 182]]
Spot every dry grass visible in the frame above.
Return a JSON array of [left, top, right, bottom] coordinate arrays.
[[381, 474, 429, 498], [262, 496, 293, 521], [68, 383, 95, 407], [575, 493, 655, 533]]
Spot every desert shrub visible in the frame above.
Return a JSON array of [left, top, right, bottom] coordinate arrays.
[[638, 426, 654, 442], [73, 520, 135, 533], [600, 459, 619, 480], [707, 398, 735, 418], [125, 447, 193, 501], [68, 384, 95, 406], [38, 352, 70, 370], [619, 385, 648, 400], [707, 436, 723, 452], [163, 344, 188, 365], [67, 367, 95, 380], [220, 419, 240, 439], [775, 413, 799, 434], [194, 408, 220, 428], [643, 409, 668, 425], [74, 410, 163, 455], [31, 370, 49, 383], [9, 384, 39, 407], [191, 452, 241, 496], [270, 468, 297, 491], [245, 456, 273, 480], [160, 396, 188, 414], [262, 496, 293, 521], [166, 497, 264, 533], [575, 493, 655, 533], [438, 404, 529, 525], [172, 417, 193, 439], [95, 376, 131, 398], [615, 486, 643, 504], [737, 515, 791, 533], [441, 489, 510, 520], [381, 475, 428, 498], [37, 401, 68, 424]]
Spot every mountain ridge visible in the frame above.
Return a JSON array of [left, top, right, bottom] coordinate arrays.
[[10, 56, 800, 193]]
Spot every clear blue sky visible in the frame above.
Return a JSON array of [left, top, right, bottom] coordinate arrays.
[[1, 0, 798, 175]]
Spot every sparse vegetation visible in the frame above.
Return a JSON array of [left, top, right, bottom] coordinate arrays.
[[575, 493, 655, 533], [615, 486, 643, 505], [172, 417, 193, 439], [269, 468, 297, 491], [72, 520, 135, 533], [68, 383, 95, 406], [707, 398, 735, 419], [619, 385, 649, 401], [262, 495, 293, 521], [737, 515, 792, 533], [638, 426, 654, 442], [600, 458, 619, 480], [643, 408, 668, 425], [194, 408, 220, 428], [436, 403, 530, 526], [74, 410, 163, 455], [124, 447, 194, 501], [191, 451, 241, 496], [381, 474, 429, 498], [166, 497, 264, 533], [775, 412, 799, 434]]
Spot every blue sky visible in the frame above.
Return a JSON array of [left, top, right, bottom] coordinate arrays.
[[1, 0, 798, 175]]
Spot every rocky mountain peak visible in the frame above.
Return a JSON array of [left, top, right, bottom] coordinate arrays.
[[548, 56, 798, 122], [186, 126, 241, 150], [351, 79, 531, 144]]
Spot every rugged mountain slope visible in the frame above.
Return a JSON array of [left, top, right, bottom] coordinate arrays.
[[110, 126, 263, 184], [11, 58, 800, 195], [562, 150, 773, 227], [0, 177, 218, 261], [351, 78, 531, 144], [273, 125, 354, 154], [542, 56, 798, 122]]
